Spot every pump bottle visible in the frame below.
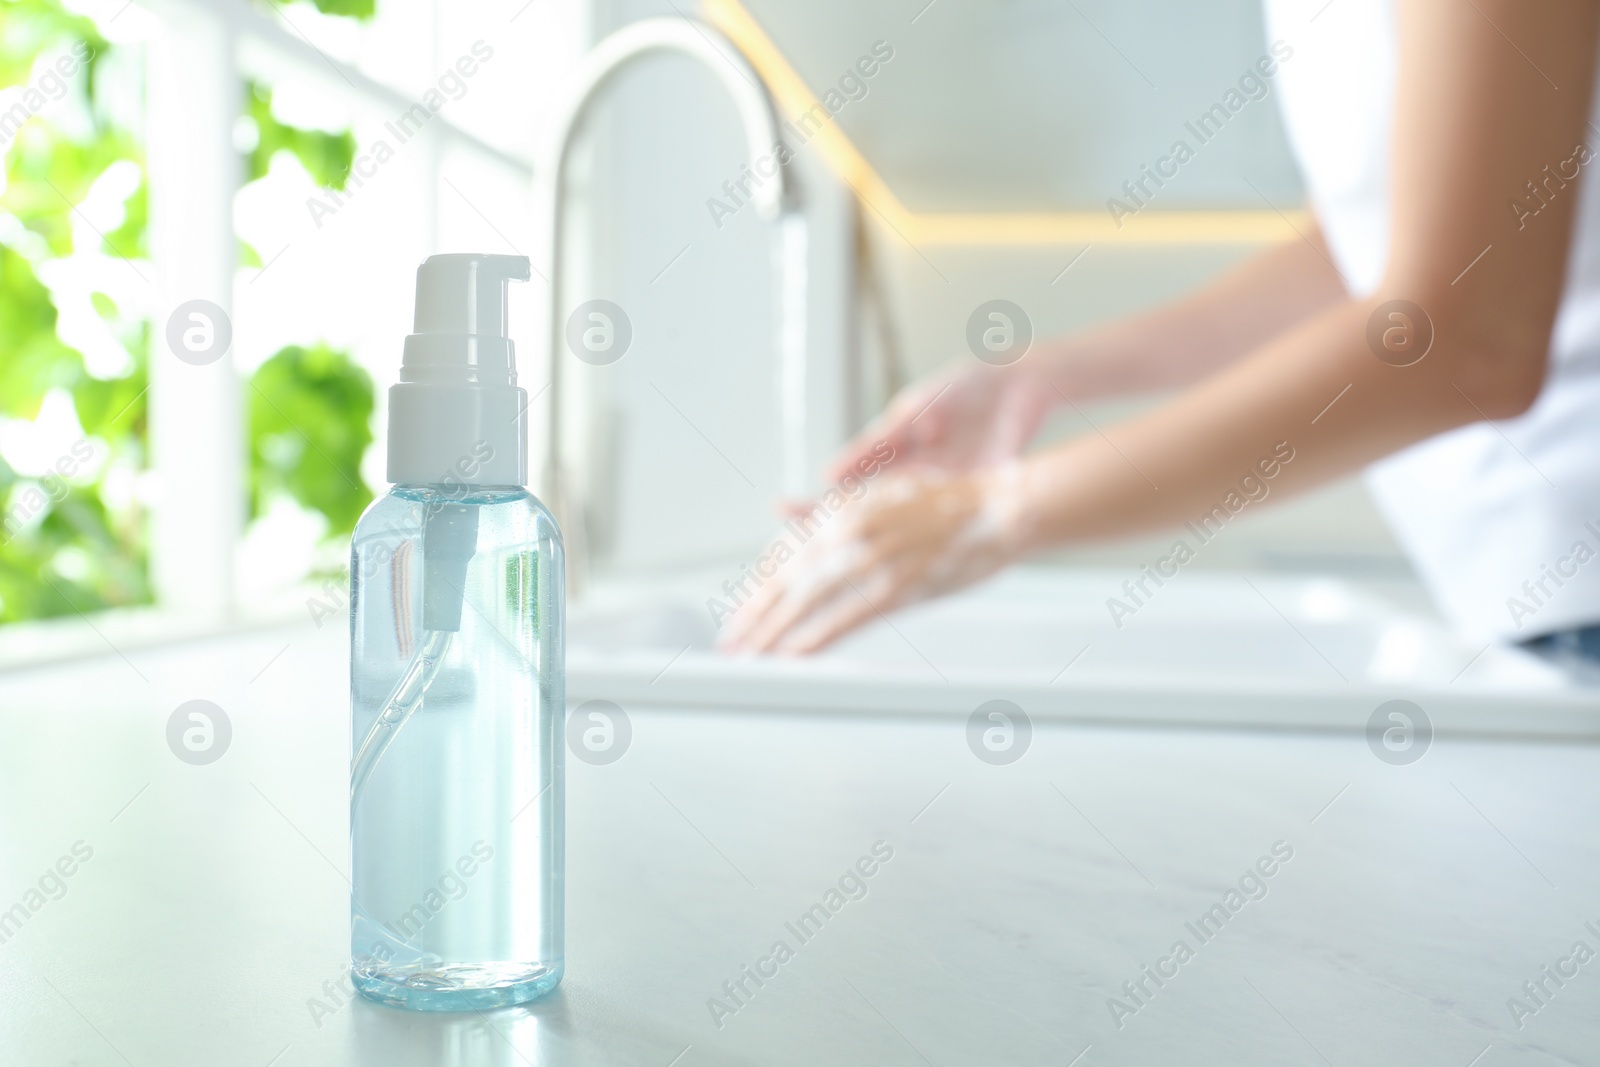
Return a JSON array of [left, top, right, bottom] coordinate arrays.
[[348, 253, 564, 1010]]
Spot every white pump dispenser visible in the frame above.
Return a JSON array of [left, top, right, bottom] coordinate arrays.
[[349, 251, 564, 1011], [386, 253, 532, 487]]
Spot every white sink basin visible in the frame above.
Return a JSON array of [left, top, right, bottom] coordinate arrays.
[[570, 565, 1599, 736]]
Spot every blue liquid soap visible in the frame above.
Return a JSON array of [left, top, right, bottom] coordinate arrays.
[[348, 255, 564, 1010]]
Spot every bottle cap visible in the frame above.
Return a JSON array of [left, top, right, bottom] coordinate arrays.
[[387, 253, 532, 486]]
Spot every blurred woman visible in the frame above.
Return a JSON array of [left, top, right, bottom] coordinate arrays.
[[723, 0, 1600, 662]]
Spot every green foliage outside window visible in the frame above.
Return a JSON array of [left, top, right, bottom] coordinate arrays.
[[249, 343, 373, 539], [270, 0, 376, 19], [243, 80, 356, 192], [1, 0, 145, 623], [0, 0, 377, 624]]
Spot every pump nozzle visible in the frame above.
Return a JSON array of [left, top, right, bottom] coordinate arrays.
[[387, 253, 532, 487], [412, 253, 532, 342]]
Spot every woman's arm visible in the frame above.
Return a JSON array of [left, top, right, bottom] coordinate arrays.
[[823, 228, 1347, 481], [726, 0, 1599, 654], [1016, 0, 1595, 546], [1041, 226, 1348, 401]]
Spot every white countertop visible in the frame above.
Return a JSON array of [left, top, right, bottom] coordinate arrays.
[[1, 619, 1597, 1065]]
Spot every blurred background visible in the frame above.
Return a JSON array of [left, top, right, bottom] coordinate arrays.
[[0, 0, 1407, 655], [8, 7, 1597, 1061]]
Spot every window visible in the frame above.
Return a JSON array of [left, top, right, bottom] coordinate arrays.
[[0, 0, 585, 634]]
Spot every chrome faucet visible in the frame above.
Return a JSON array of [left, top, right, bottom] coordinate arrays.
[[537, 17, 809, 590]]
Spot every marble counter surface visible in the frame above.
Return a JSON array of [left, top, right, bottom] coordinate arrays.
[[0, 621, 1596, 1066]]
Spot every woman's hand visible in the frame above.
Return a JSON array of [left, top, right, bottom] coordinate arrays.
[[719, 465, 1035, 655], [820, 234, 1349, 489], [824, 362, 1058, 483]]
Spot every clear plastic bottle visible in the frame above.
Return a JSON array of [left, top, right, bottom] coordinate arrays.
[[348, 254, 564, 1010]]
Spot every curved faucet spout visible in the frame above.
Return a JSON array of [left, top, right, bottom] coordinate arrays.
[[538, 17, 810, 589], [545, 18, 791, 226]]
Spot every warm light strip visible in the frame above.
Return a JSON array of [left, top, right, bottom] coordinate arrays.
[[701, 0, 1306, 246]]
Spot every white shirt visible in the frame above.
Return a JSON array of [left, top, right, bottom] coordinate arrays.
[[1265, 0, 1600, 642]]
